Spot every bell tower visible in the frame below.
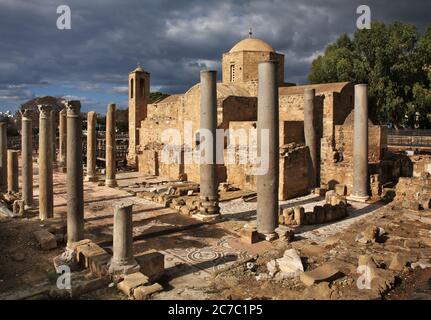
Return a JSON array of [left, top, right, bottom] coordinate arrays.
[[127, 65, 150, 166]]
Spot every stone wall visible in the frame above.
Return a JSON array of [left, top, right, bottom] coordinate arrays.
[[320, 124, 387, 195]]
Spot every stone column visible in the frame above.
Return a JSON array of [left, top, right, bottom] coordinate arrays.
[[304, 88, 317, 189], [0, 118, 7, 192], [109, 202, 139, 275], [256, 61, 279, 240], [21, 110, 33, 208], [86, 111, 98, 182], [66, 101, 84, 247], [197, 70, 219, 221], [58, 108, 67, 170], [38, 105, 54, 220], [105, 103, 117, 187], [350, 84, 369, 202], [50, 110, 56, 163], [7, 150, 19, 193]]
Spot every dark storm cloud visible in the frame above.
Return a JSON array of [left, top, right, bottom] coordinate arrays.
[[0, 0, 430, 112]]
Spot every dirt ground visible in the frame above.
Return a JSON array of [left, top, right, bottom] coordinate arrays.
[[1, 165, 431, 300]]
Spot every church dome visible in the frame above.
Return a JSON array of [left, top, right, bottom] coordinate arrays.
[[229, 38, 275, 53]]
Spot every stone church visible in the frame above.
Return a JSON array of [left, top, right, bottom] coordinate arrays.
[[127, 36, 388, 200]]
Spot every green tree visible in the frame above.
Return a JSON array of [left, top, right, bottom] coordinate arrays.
[[308, 22, 431, 128]]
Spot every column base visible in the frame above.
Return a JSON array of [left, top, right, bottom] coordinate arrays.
[[258, 232, 278, 242], [85, 175, 98, 182], [193, 212, 220, 222], [347, 194, 369, 203], [105, 179, 118, 188], [108, 258, 140, 276]]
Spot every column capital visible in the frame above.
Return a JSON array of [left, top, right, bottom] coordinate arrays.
[[107, 103, 116, 113], [37, 105, 52, 118], [66, 100, 81, 116], [20, 109, 32, 120]]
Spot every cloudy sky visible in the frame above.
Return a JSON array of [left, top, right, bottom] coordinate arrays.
[[0, 0, 430, 113]]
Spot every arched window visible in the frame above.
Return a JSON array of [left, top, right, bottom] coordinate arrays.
[[130, 78, 134, 99]]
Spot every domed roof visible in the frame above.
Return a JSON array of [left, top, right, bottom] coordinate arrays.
[[229, 38, 275, 53]]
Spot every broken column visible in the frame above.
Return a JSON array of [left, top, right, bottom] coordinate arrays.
[[350, 84, 370, 202], [7, 150, 19, 193], [21, 110, 33, 208], [38, 105, 54, 220], [256, 61, 279, 240], [304, 88, 317, 189], [105, 103, 117, 187], [58, 108, 67, 170], [197, 70, 219, 221], [86, 111, 98, 182], [109, 202, 139, 274], [66, 101, 84, 247], [0, 118, 7, 192]]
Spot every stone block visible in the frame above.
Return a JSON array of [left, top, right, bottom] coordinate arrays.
[[75, 241, 109, 269], [33, 230, 57, 250], [240, 228, 259, 244], [293, 206, 305, 225], [313, 206, 325, 224], [300, 263, 342, 287], [133, 283, 163, 300], [135, 250, 165, 281], [12, 200, 25, 215], [335, 184, 347, 196], [117, 272, 149, 296], [282, 207, 295, 225], [314, 187, 327, 197], [323, 204, 333, 223], [275, 226, 294, 242]]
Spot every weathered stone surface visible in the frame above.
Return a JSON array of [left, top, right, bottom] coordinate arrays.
[[293, 206, 305, 225], [389, 254, 409, 271], [276, 248, 303, 276], [133, 283, 163, 300], [135, 250, 164, 281], [335, 184, 347, 196], [117, 272, 149, 296], [12, 200, 25, 216], [239, 227, 259, 244], [300, 263, 342, 287], [33, 230, 57, 250], [274, 225, 294, 242]]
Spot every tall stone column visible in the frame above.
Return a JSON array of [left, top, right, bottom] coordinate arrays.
[[105, 103, 118, 187], [109, 202, 139, 275], [21, 110, 33, 208], [86, 111, 98, 182], [66, 101, 84, 247], [50, 110, 57, 163], [304, 88, 317, 189], [350, 84, 369, 202], [7, 150, 19, 193], [58, 108, 67, 170], [256, 61, 279, 240], [0, 118, 7, 192], [197, 70, 219, 221], [38, 105, 54, 220]]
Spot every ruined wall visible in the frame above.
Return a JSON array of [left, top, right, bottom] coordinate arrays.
[[279, 144, 310, 200], [411, 155, 431, 177], [225, 121, 310, 199], [321, 124, 387, 195]]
